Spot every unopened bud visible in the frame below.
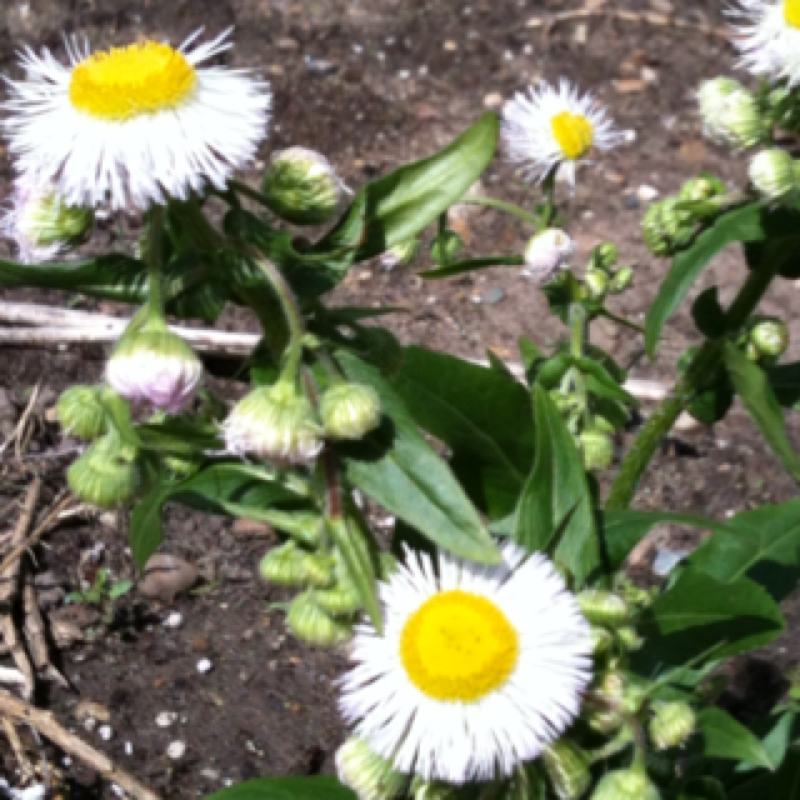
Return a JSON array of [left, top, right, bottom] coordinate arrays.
[[287, 592, 353, 646], [380, 238, 420, 270], [56, 385, 108, 440], [588, 709, 624, 735], [542, 739, 591, 800], [679, 176, 726, 202], [621, 680, 650, 714], [750, 318, 789, 358], [162, 453, 202, 478], [262, 147, 342, 226], [336, 737, 407, 800], [749, 149, 798, 204], [697, 77, 743, 128], [584, 269, 609, 300], [259, 541, 309, 587], [578, 590, 629, 628], [649, 702, 696, 750], [313, 583, 362, 615], [593, 242, 618, 270], [704, 87, 765, 150], [320, 383, 382, 441], [430, 230, 464, 264], [524, 228, 574, 283], [610, 267, 634, 294], [590, 626, 613, 657], [591, 769, 660, 800], [617, 626, 644, 652], [578, 429, 614, 471]]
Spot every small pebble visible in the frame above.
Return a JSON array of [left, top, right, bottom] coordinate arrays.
[[197, 658, 213, 674], [652, 547, 690, 577], [163, 612, 183, 629], [156, 712, 178, 728], [83, 717, 97, 733], [637, 184, 659, 202], [167, 741, 187, 760], [98, 725, 113, 741], [484, 287, 505, 305], [124, 742, 133, 756]]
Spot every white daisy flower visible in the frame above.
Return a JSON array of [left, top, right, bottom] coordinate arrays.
[[339, 544, 592, 784], [2, 28, 270, 210], [501, 80, 624, 186], [729, 0, 800, 86]]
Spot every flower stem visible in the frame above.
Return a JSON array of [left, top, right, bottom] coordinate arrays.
[[145, 206, 166, 318], [606, 257, 782, 511], [229, 179, 273, 209], [459, 196, 540, 227]]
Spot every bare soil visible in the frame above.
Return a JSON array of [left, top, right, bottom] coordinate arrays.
[[1, 0, 799, 797]]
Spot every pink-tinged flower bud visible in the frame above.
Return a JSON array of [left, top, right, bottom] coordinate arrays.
[[524, 228, 574, 283], [106, 323, 203, 414], [223, 380, 324, 465]]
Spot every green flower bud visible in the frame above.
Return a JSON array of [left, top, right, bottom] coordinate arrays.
[[56, 385, 108, 440], [642, 199, 694, 257], [303, 552, 336, 588], [584, 269, 609, 300], [542, 739, 591, 800], [749, 149, 798, 204], [336, 737, 408, 800], [380, 238, 420, 269], [750, 318, 789, 358], [578, 590, 630, 628], [224, 381, 324, 465], [67, 433, 156, 510], [678, 176, 726, 202], [697, 77, 744, 129], [162, 452, 203, 478], [259, 541, 309, 587], [621, 680, 650, 714], [590, 626, 614, 657], [313, 583, 362, 615], [578, 429, 614, 471], [591, 769, 660, 800], [430, 231, 464, 264], [262, 147, 342, 225], [287, 592, 353, 646], [596, 669, 626, 703], [610, 267, 634, 294], [320, 383, 382, 441], [524, 228, 574, 283], [593, 243, 618, 270], [704, 87, 765, 150], [1, 182, 94, 264], [587, 709, 624, 735], [410, 778, 457, 800], [649, 701, 697, 750], [617, 625, 644, 652]]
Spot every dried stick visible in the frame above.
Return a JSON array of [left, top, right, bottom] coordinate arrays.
[[23, 583, 68, 689], [2, 715, 35, 780], [0, 689, 163, 800]]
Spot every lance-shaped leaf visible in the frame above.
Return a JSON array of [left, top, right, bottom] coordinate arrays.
[[206, 777, 357, 800], [697, 708, 775, 770]]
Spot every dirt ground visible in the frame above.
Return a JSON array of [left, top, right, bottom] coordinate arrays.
[[1, 0, 800, 797]]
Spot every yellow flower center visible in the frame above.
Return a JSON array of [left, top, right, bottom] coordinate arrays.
[[400, 589, 519, 702], [551, 112, 594, 160], [785, 0, 800, 28], [69, 41, 197, 120]]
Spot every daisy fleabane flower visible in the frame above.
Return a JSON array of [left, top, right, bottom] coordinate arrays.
[[729, 0, 800, 86], [2, 28, 270, 210], [501, 80, 624, 187], [338, 544, 592, 784]]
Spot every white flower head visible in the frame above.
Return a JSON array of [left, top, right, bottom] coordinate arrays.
[[501, 80, 625, 186], [339, 544, 593, 784], [1, 180, 93, 263], [728, 0, 800, 86], [3, 28, 271, 210], [523, 228, 574, 284]]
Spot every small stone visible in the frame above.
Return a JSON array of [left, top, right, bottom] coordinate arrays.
[[138, 554, 198, 604], [156, 712, 178, 728], [163, 612, 183, 629], [637, 185, 659, 202], [83, 717, 97, 732], [483, 92, 504, 109], [196, 658, 213, 674], [124, 742, 133, 756], [98, 725, 113, 741], [443, 40, 458, 51], [201, 769, 221, 782], [484, 287, 505, 305], [167, 741, 187, 760]]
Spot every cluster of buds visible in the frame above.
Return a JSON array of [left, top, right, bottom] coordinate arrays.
[[697, 77, 767, 151], [642, 176, 727, 257], [739, 316, 790, 366], [582, 242, 634, 301], [262, 146, 344, 226]]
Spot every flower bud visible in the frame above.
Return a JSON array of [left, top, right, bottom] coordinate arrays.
[[262, 147, 342, 226], [162, 453, 203, 478], [259, 541, 309, 587], [320, 383, 382, 441], [750, 318, 789, 358], [591, 769, 660, 800], [224, 381, 324, 465], [303, 552, 336, 588], [313, 583, 362, 615], [697, 77, 743, 125], [609, 266, 634, 294], [430, 230, 464, 264], [1, 181, 93, 264], [287, 592, 352, 646], [336, 736, 407, 800], [749, 149, 798, 204], [587, 709, 624, 735], [596, 669, 626, 703], [56, 385, 108, 440], [621, 680, 650, 714], [106, 320, 202, 414], [380, 238, 420, 270], [578, 590, 629, 628], [67, 433, 155, 509], [524, 228, 574, 283], [590, 626, 613, 657], [617, 626, 644, 652], [642, 199, 694, 257], [578, 429, 614, 471], [542, 739, 591, 800], [703, 88, 765, 150], [649, 701, 696, 750], [678, 176, 725, 202], [592, 242, 618, 270], [584, 269, 609, 300]]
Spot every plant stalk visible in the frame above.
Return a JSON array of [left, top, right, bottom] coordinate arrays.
[[145, 206, 166, 317], [459, 196, 540, 227]]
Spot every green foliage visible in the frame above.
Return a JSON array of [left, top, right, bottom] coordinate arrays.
[[205, 777, 356, 800]]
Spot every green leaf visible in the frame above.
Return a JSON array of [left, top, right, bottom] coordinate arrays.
[[634, 568, 785, 671], [744, 205, 800, 279], [692, 286, 728, 339], [645, 203, 763, 356], [336, 351, 500, 564], [676, 776, 726, 800], [724, 342, 800, 484], [317, 114, 498, 262], [729, 746, 800, 799], [205, 776, 357, 800], [689, 500, 800, 602], [136, 418, 222, 455], [513, 386, 599, 584], [391, 347, 534, 518], [599, 509, 734, 574], [697, 708, 775, 769], [420, 255, 523, 279]]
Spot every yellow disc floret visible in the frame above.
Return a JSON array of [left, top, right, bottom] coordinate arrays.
[[551, 111, 594, 160], [400, 589, 519, 702], [69, 42, 197, 120], [785, 0, 800, 29]]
